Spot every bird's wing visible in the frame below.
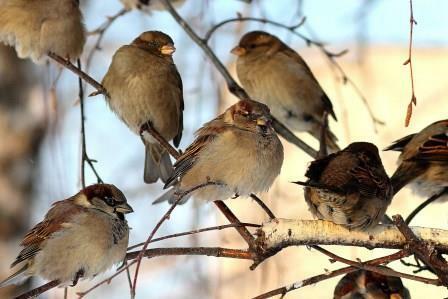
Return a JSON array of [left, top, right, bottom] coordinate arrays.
[[384, 133, 416, 152], [164, 117, 226, 188], [11, 200, 84, 267], [413, 132, 448, 162], [172, 66, 184, 147]]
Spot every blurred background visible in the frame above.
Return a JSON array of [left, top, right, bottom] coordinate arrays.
[[0, 0, 447, 298]]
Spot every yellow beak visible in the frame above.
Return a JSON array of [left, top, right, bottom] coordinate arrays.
[[230, 46, 247, 56], [161, 44, 176, 55], [256, 118, 268, 127]]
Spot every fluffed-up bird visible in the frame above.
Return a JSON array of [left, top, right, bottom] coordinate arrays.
[[334, 269, 411, 299], [154, 99, 284, 204], [385, 119, 448, 198], [294, 142, 393, 230], [0, 0, 85, 62], [231, 30, 339, 151], [102, 31, 184, 184], [0, 184, 133, 288]]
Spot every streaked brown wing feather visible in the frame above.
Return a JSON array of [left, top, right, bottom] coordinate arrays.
[[413, 133, 448, 161]]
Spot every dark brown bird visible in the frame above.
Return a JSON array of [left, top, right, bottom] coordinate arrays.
[[334, 269, 411, 299], [102, 31, 184, 184], [0, 184, 132, 288], [385, 119, 448, 198], [294, 142, 393, 230], [231, 30, 339, 151]]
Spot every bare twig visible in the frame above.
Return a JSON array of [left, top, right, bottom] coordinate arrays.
[[77, 60, 103, 186], [47, 52, 107, 95], [252, 250, 410, 299], [15, 280, 60, 299], [403, 0, 418, 127], [127, 222, 261, 251], [126, 246, 254, 260], [86, 8, 129, 71], [160, 0, 317, 157], [405, 187, 448, 225], [131, 181, 224, 297], [141, 121, 181, 159], [393, 214, 448, 285], [250, 193, 276, 220]]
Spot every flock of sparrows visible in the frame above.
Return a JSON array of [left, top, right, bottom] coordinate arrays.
[[0, 0, 446, 297]]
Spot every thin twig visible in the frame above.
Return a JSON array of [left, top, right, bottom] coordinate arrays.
[[86, 8, 129, 71], [77, 60, 103, 186], [47, 52, 107, 95], [250, 193, 276, 220], [15, 280, 60, 299], [131, 181, 224, 298], [126, 246, 254, 260], [252, 250, 410, 299], [404, 0, 418, 127], [127, 222, 261, 251], [160, 0, 317, 157], [405, 187, 448, 225]]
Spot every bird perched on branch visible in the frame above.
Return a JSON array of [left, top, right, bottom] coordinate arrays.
[[334, 269, 411, 299], [231, 31, 339, 151], [294, 142, 392, 230], [0, 184, 133, 288], [0, 0, 85, 62], [385, 119, 448, 198], [154, 100, 284, 205], [102, 31, 184, 184]]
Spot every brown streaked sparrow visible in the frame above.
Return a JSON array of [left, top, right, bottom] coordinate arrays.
[[334, 269, 411, 299], [385, 119, 448, 198], [294, 142, 393, 230], [0, 184, 133, 287], [102, 31, 184, 184], [231, 31, 339, 151], [153, 99, 284, 204], [0, 0, 85, 63]]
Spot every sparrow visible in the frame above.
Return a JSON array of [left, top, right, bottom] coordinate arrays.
[[294, 142, 393, 230], [0, 184, 133, 288], [385, 119, 448, 197], [153, 99, 284, 204], [0, 0, 85, 62], [102, 31, 184, 184], [334, 269, 411, 299], [120, 0, 185, 11], [231, 31, 339, 151]]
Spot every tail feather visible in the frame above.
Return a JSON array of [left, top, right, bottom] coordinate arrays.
[[0, 264, 28, 288], [144, 144, 174, 184], [309, 125, 340, 153]]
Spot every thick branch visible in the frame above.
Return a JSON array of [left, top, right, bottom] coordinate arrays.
[[258, 219, 448, 253]]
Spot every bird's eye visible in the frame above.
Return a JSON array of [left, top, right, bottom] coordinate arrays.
[[249, 44, 256, 49], [104, 197, 115, 206]]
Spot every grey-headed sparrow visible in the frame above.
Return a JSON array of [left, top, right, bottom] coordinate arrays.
[[120, 0, 185, 11], [0, 0, 85, 62], [294, 142, 393, 230], [102, 31, 184, 184], [0, 184, 132, 288], [231, 31, 339, 151], [385, 119, 448, 197], [154, 100, 284, 204], [334, 269, 411, 299]]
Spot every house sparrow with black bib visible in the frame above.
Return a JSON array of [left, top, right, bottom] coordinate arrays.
[[232, 31, 339, 151], [294, 142, 393, 230], [334, 269, 411, 299], [0, 0, 85, 62], [385, 119, 448, 198], [0, 184, 133, 288], [154, 100, 284, 205], [102, 31, 184, 184]]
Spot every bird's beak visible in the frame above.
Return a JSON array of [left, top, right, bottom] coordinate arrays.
[[115, 202, 134, 214], [231, 46, 246, 56], [256, 117, 268, 127], [161, 44, 176, 55]]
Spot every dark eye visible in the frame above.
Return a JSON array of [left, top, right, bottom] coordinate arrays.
[[104, 197, 115, 206], [249, 44, 256, 49]]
